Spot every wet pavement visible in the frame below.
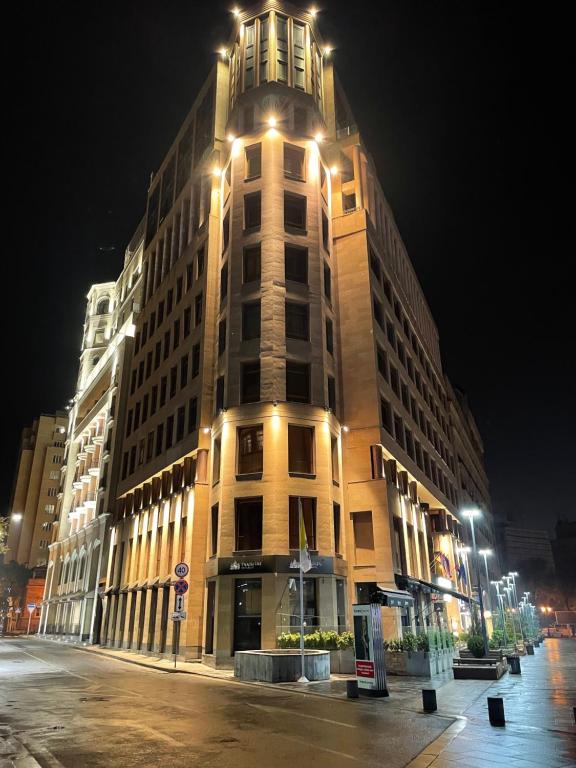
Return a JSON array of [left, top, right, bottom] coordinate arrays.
[[0, 637, 574, 767]]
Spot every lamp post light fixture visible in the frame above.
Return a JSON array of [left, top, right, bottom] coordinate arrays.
[[478, 548, 493, 612], [507, 571, 525, 642], [463, 508, 488, 656]]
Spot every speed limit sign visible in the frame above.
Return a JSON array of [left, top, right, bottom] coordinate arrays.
[[175, 562, 189, 578]]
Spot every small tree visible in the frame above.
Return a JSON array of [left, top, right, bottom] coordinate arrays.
[[0, 517, 8, 556]]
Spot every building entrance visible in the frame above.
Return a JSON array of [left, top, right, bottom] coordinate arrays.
[[233, 578, 261, 651]]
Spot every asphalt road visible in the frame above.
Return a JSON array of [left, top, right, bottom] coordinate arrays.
[[0, 637, 452, 768]]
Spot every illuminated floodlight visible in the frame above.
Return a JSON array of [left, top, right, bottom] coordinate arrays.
[[11, 513, 23, 522], [267, 116, 277, 128]]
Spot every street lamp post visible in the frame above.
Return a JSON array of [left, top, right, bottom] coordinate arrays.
[[478, 549, 493, 612], [491, 580, 508, 646], [503, 584, 518, 646], [508, 572, 524, 642], [463, 508, 488, 656]]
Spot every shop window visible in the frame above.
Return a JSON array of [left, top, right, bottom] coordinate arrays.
[[237, 425, 263, 475], [242, 301, 261, 340], [288, 425, 314, 475], [289, 496, 316, 550], [289, 577, 317, 630], [235, 497, 263, 551]]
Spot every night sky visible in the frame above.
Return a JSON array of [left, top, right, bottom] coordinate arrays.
[[3, 1, 573, 534]]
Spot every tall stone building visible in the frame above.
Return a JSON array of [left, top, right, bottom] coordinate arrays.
[[102, 0, 494, 664], [6, 413, 67, 568], [39, 225, 144, 642]]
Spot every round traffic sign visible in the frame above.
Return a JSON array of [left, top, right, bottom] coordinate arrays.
[[174, 562, 189, 578], [173, 578, 189, 595]]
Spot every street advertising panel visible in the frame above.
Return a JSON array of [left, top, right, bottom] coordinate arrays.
[[353, 603, 388, 696]]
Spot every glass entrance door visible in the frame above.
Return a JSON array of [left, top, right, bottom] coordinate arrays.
[[233, 578, 262, 652]]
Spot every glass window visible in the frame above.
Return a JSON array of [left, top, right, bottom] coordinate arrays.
[[242, 302, 261, 340], [353, 511, 375, 566], [216, 376, 225, 412], [284, 192, 306, 230], [289, 497, 316, 549], [223, 210, 230, 253], [286, 361, 310, 403], [333, 503, 341, 554], [325, 318, 333, 354], [245, 143, 261, 179], [210, 505, 219, 556], [285, 301, 309, 340], [288, 425, 314, 474], [243, 244, 261, 283], [284, 143, 305, 180], [259, 16, 269, 82], [218, 319, 226, 356], [323, 262, 332, 301], [327, 376, 336, 412], [241, 361, 260, 404], [285, 244, 307, 283], [244, 192, 261, 229], [213, 437, 221, 483], [237, 425, 263, 475], [276, 15, 288, 82], [244, 22, 255, 88], [220, 262, 228, 303], [293, 22, 305, 89], [381, 397, 393, 434], [288, 577, 317, 630], [235, 497, 263, 551]]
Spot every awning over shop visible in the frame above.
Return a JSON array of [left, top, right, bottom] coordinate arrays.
[[375, 586, 415, 608], [396, 574, 471, 603]]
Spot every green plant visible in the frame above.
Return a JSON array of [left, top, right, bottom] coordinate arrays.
[[458, 631, 469, 643], [277, 630, 354, 651], [489, 629, 506, 649], [416, 634, 429, 651], [467, 634, 485, 658]]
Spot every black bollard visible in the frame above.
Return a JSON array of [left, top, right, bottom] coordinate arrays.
[[488, 696, 505, 727], [422, 689, 437, 712], [526, 643, 534, 655], [347, 679, 359, 699], [508, 654, 521, 675]]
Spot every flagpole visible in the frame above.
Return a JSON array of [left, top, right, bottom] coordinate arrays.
[[298, 497, 309, 683]]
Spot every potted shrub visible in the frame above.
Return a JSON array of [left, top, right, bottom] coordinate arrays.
[[467, 635, 485, 658]]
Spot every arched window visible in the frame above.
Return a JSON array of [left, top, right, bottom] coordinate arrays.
[[96, 298, 110, 315]]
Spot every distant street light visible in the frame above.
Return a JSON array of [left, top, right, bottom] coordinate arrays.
[[478, 548, 493, 612], [463, 508, 488, 656]]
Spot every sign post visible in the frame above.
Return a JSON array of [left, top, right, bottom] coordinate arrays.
[[172, 565, 189, 669], [352, 603, 388, 697], [26, 604, 36, 636]]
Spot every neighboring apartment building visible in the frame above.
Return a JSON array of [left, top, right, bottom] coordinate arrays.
[[500, 524, 556, 576], [6, 413, 67, 567], [39, 225, 144, 643], [100, 1, 493, 665]]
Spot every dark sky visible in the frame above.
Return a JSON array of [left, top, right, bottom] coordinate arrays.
[[3, 1, 573, 534]]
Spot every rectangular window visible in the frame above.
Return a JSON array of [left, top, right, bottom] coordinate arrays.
[[289, 497, 316, 549], [322, 211, 329, 251], [154, 341, 161, 369], [285, 244, 307, 283], [284, 143, 305, 180], [223, 210, 230, 253], [276, 15, 288, 82], [176, 406, 185, 443], [242, 302, 261, 340], [173, 319, 180, 350], [151, 385, 158, 415], [323, 262, 332, 302], [325, 318, 333, 354], [288, 425, 314, 474], [212, 437, 221, 483], [286, 361, 310, 403], [390, 365, 400, 396], [237, 425, 263, 475], [155, 423, 164, 457], [180, 354, 188, 388], [160, 376, 167, 406], [243, 244, 261, 283], [381, 397, 393, 434], [245, 144, 261, 179], [196, 246, 205, 277], [244, 192, 261, 230], [188, 397, 197, 434], [333, 503, 341, 554], [215, 376, 225, 412], [373, 297, 384, 329], [146, 431, 154, 461], [259, 16, 269, 82], [211, 505, 219, 557], [327, 376, 336, 412], [183, 307, 191, 337], [331, 435, 339, 484], [170, 366, 177, 398], [394, 413, 405, 449], [195, 293, 203, 325], [163, 330, 170, 360], [284, 192, 306, 231], [285, 301, 309, 340], [176, 276, 183, 303], [192, 344, 200, 377], [218, 319, 227, 356], [241, 361, 260, 404], [166, 415, 174, 449], [220, 262, 228, 303], [235, 497, 263, 551], [377, 346, 388, 380]]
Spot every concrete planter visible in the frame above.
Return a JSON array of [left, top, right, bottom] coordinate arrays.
[[234, 649, 330, 683], [330, 647, 355, 674], [385, 648, 456, 676]]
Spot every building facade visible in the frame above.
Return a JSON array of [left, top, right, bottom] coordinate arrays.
[[6, 413, 67, 568], [40, 227, 144, 642], [95, 1, 499, 667]]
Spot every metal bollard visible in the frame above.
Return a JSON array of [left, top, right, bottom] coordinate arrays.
[[508, 655, 521, 675], [526, 643, 534, 655], [422, 689, 437, 712], [488, 696, 505, 727], [347, 679, 359, 699]]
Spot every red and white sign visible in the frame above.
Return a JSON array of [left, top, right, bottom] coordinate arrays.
[[355, 660, 375, 679]]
